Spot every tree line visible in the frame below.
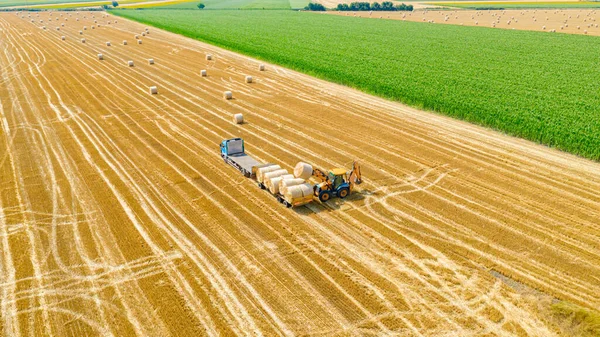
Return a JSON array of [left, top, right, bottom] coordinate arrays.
[[337, 2, 413, 11]]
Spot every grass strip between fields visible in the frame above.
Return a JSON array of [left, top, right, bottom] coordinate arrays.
[[111, 9, 600, 161]]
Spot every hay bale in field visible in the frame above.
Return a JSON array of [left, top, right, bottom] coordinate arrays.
[[42, 26, 46, 29], [56, 27, 60, 30], [123, 40, 127, 45], [142, 32, 146, 36], [83, 26, 87, 30], [114, 20, 117, 23], [294, 162, 313, 180], [206, 54, 212, 60], [200, 69, 207, 77], [79, 31, 83, 34], [259, 64, 265, 71], [245, 76, 252, 83], [542, 25, 546, 30], [135, 35, 140, 39], [106, 41, 111, 46], [148, 59, 154, 65], [577, 25, 581, 29], [91, 26, 95, 30], [146, 30, 150, 34], [81, 38, 86, 43], [223, 91, 232, 100], [149, 86, 158, 94], [61, 23, 64, 26], [107, 21, 111, 24], [61, 36, 65, 40], [256, 165, 281, 182], [76, 18, 79, 21], [138, 40, 142, 44], [584, 29, 588, 34], [233, 113, 243, 124], [128, 60, 134, 67], [98, 54, 103, 60]]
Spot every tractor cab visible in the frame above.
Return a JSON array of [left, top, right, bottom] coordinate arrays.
[[328, 168, 349, 189]]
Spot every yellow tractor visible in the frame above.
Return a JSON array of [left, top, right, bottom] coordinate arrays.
[[312, 161, 362, 202]]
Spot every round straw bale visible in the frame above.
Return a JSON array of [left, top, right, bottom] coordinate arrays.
[[61, 36, 65, 40], [206, 54, 212, 60], [148, 59, 154, 65], [245, 76, 253, 83], [149, 86, 158, 94], [200, 69, 207, 77], [284, 185, 304, 200], [106, 41, 111, 46], [279, 178, 305, 194], [294, 162, 313, 179], [299, 183, 313, 197], [128, 60, 134, 67], [257, 165, 281, 182], [81, 38, 85, 43], [259, 64, 265, 71], [138, 40, 142, 44], [98, 53, 103, 60], [269, 174, 295, 194], [135, 34, 140, 39], [233, 113, 243, 124], [56, 27, 60, 30], [223, 91, 232, 100], [123, 40, 127, 45], [263, 170, 288, 187]]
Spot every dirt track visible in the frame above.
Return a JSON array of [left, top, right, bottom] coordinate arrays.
[[1, 11, 600, 336], [328, 8, 600, 35]]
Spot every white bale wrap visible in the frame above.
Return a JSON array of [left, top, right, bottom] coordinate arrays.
[[79, 30, 82, 34], [259, 64, 265, 71], [200, 70, 207, 77], [245, 76, 253, 83], [138, 40, 142, 44], [83, 26, 87, 30], [294, 162, 313, 180], [279, 178, 305, 195], [106, 41, 111, 46], [98, 54, 103, 60], [256, 165, 281, 183], [81, 38, 85, 43], [148, 59, 154, 65], [56, 27, 60, 30], [233, 113, 243, 124], [268, 174, 295, 194], [127, 60, 134, 67], [142, 32, 146, 36], [135, 34, 140, 39], [206, 54, 212, 60], [223, 91, 232, 100], [91, 26, 95, 29], [149, 86, 158, 94], [61, 36, 65, 40], [263, 170, 288, 188], [123, 40, 127, 45]]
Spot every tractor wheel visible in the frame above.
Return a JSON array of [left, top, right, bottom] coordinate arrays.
[[319, 191, 331, 202], [338, 188, 349, 199]]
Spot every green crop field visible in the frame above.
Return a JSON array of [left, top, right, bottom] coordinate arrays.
[[112, 9, 600, 160]]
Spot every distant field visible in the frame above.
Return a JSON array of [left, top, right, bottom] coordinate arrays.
[[111, 9, 600, 160], [0, 0, 99, 7], [432, 1, 600, 8]]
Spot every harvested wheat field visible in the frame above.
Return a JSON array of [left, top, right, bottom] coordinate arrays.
[[329, 8, 600, 35], [1, 11, 600, 336]]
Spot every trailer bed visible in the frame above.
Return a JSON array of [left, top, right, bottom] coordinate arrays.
[[228, 153, 262, 172]]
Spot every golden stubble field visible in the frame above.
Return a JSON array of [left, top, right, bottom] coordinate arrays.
[[1, 11, 599, 336], [328, 8, 600, 36]]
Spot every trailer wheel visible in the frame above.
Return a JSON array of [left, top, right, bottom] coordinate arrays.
[[258, 182, 266, 189], [285, 201, 292, 208]]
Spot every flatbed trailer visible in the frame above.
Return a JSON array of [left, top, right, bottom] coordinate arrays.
[[220, 138, 314, 208], [220, 138, 272, 178]]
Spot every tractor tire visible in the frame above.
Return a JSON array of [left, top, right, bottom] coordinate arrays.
[[319, 191, 331, 202], [338, 188, 349, 199]]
